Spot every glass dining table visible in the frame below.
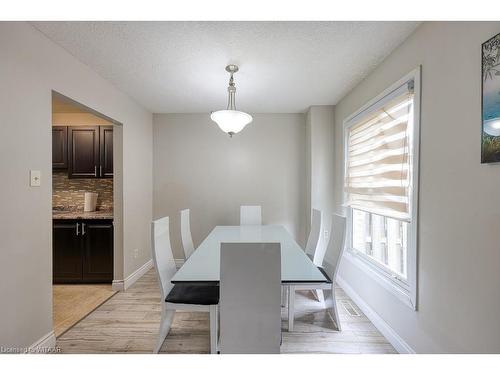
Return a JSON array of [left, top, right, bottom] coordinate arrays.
[[171, 225, 330, 333], [171, 225, 327, 284]]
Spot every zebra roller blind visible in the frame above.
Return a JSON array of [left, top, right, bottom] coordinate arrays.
[[345, 80, 415, 222]]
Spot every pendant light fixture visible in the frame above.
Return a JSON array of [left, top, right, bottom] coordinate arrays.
[[210, 64, 253, 137]]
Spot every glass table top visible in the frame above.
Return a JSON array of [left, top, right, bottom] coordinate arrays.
[[171, 225, 328, 284]]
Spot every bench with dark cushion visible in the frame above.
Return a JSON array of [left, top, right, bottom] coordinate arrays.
[[165, 284, 219, 305]]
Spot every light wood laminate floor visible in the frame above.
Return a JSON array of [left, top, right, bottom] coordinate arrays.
[[53, 284, 116, 338], [56, 269, 396, 354]]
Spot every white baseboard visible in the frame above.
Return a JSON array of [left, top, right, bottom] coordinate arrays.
[[336, 275, 415, 354], [112, 259, 153, 291], [174, 258, 185, 269], [29, 331, 56, 352], [124, 259, 153, 290], [112, 279, 124, 291]]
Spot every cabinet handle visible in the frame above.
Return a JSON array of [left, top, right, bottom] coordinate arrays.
[[76, 222, 80, 236], [82, 223, 86, 235], [94, 166, 97, 177], [100, 165, 102, 177]]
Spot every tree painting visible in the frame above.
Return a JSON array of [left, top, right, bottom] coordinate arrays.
[[482, 32, 500, 163]]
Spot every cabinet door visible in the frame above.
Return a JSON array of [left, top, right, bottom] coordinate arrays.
[[52, 126, 68, 170], [99, 126, 113, 178], [53, 221, 83, 283], [68, 126, 99, 178], [82, 220, 113, 282]]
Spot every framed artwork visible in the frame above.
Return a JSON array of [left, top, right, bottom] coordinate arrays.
[[482, 32, 500, 163]]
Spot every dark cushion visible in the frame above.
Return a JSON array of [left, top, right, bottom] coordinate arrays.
[[165, 284, 219, 305], [317, 266, 333, 284]]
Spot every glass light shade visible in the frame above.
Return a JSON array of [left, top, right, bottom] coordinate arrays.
[[484, 118, 500, 136], [210, 110, 253, 135]]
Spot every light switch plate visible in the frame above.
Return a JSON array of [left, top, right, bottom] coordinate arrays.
[[30, 170, 41, 187]]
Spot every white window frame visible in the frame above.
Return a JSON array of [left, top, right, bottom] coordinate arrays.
[[343, 67, 421, 310]]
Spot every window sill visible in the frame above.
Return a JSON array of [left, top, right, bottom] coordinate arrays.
[[342, 250, 416, 310]]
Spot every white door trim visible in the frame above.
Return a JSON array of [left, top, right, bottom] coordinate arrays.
[[29, 331, 56, 353]]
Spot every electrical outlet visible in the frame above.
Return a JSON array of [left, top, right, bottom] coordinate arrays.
[[30, 170, 41, 187], [324, 230, 329, 239], [133, 249, 139, 259]]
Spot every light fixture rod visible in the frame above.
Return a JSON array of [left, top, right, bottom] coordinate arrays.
[[227, 84, 236, 110], [226, 66, 237, 110]]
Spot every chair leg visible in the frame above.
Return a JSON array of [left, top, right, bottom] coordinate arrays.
[[332, 295, 341, 331], [281, 286, 288, 308], [312, 289, 325, 304], [154, 306, 175, 353], [209, 305, 218, 354], [324, 285, 341, 331], [288, 285, 295, 332]]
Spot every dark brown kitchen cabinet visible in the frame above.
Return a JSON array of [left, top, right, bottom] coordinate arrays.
[[99, 126, 113, 178], [53, 219, 113, 283], [82, 221, 114, 281], [53, 221, 82, 282], [65, 126, 113, 178], [68, 126, 100, 178], [52, 126, 68, 170]]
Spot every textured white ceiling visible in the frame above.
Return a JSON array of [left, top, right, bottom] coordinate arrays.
[[33, 21, 420, 113]]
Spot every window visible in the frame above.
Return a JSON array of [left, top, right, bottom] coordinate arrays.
[[343, 68, 420, 309], [351, 209, 408, 278]]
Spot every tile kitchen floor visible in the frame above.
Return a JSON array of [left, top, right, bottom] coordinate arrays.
[[53, 284, 116, 338]]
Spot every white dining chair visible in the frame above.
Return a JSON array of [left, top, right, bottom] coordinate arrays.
[[219, 242, 282, 354], [305, 208, 322, 261], [303, 209, 324, 302], [240, 205, 262, 225], [180, 208, 195, 260], [287, 214, 346, 332], [151, 216, 219, 354], [280, 210, 321, 309]]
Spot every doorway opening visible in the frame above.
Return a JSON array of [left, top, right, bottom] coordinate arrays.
[[51, 91, 123, 337]]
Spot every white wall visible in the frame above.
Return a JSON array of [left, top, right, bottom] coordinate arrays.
[[305, 106, 335, 262], [0, 22, 153, 348], [153, 113, 306, 259], [333, 22, 500, 353]]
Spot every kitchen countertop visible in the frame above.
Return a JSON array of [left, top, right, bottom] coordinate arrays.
[[53, 209, 114, 220]]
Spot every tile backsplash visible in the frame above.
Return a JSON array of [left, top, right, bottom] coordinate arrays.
[[53, 172, 113, 211]]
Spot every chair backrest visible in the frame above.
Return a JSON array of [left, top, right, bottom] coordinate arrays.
[[180, 209, 195, 260], [240, 205, 262, 225], [151, 216, 177, 301], [219, 242, 281, 354], [322, 214, 346, 281], [305, 209, 321, 257]]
